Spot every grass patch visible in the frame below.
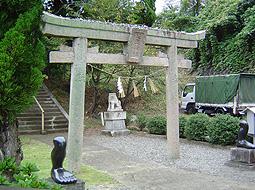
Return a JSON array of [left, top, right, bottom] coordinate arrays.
[[77, 165, 116, 185], [21, 136, 116, 185]]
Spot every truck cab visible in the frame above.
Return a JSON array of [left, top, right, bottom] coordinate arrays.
[[181, 83, 196, 114]]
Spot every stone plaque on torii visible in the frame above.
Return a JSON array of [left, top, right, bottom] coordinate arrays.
[[41, 12, 205, 173]]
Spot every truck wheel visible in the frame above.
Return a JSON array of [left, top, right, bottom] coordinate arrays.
[[187, 104, 196, 114], [216, 108, 225, 114]]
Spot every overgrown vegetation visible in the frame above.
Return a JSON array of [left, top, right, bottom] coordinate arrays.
[[156, 0, 255, 75]]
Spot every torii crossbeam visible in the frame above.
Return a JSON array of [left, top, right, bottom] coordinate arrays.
[[41, 11, 205, 173]]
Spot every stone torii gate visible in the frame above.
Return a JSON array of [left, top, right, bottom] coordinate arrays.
[[42, 12, 205, 172]]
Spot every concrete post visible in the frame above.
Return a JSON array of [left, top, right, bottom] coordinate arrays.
[[166, 44, 180, 159], [67, 38, 87, 172]]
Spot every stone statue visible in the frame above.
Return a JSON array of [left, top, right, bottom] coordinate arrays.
[[236, 120, 255, 149], [51, 136, 77, 184], [107, 93, 123, 111]]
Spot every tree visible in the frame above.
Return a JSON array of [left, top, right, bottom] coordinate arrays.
[[44, 0, 158, 115], [132, 0, 157, 26], [0, 1, 45, 163], [156, 0, 255, 75], [192, 0, 255, 74]]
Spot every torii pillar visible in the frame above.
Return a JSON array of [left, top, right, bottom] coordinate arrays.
[[166, 43, 179, 157], [67, 38, 87, 171]]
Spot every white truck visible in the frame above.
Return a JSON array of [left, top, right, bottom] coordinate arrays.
[[181, 74, 255, 115]]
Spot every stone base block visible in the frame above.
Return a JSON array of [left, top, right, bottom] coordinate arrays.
[[104, 111, 126, 120], [47, 178, 85, 190], [225, 160, 255, 170], [102, 129, 130, 137], [104, 120, 126, 131], [230, 147, 255, 164]]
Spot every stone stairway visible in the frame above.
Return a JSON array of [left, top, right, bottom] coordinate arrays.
[[17, 84, 69, 134]]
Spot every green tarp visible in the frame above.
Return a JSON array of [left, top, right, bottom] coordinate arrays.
[[195, 74, 255, 104], [239, 74, 255, 103]]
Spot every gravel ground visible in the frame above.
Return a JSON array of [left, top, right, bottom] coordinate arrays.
[[89, 132, 255, 183]]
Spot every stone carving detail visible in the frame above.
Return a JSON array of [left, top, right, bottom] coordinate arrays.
[[51, 136, 77, 184], [126, 28, 147, 63]]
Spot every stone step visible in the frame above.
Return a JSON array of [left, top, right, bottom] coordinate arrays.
[[18, 119, 68, 125], [36, 94, 49, 97], [26, 107, 61, 112], [17, 115, 66, 121], [19, 128, 68, 135], [19, 123, 68, 130], [36, 97, 52, 101], [18, 112, 64, 117], [27, 105, 58, 111], [17, 84, 69, 134], [37, 100, 54, 104]]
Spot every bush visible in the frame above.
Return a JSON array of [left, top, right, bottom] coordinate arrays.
[[0, 157, 62, 189], [184, 113, 210, 141], [137, 113, 148, 131], [207, 114, 239, 145], [147, 116, 166, 135], [179, 115, 187, 138]]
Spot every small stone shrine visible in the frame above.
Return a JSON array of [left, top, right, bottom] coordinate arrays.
[[102, 93, 130, 136], [230, 120, 255, 165]]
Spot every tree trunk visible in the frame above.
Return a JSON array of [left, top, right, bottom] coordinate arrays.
[[0, 120, 23, 164], [87, 66, 102, 116]]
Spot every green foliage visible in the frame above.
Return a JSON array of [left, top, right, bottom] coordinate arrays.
[[0, 174, 9, 185], [0, 0, 39, 38], [179, 115, 187, 138], [132, 0, 157, 26], [19, 162, 39, 176], [44, 0, 158, 114], [137, 113, 148, 131], [147, 116, 166, 135], [184, 113, 210, 141], [0, 157, 18, 177], [14, 172, 50, 189], [156, 0, 255, 75], [207, 114, 239, 145], [125, 112, 132, 126], [0, 2, 45, 123], [0, 157, 62, 189], [194, 0, 255, 74]]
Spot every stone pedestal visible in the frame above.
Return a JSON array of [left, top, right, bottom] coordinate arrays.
[[230, 147, 255, 164], [48, 178, 85, 190], [102, 111, 130, 136], [102, 93, 130, 136]]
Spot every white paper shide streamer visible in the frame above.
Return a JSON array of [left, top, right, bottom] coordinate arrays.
[[117, 77, 125, 98]]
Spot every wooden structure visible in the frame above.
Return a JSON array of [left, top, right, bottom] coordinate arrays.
[[41, 12, 205, 172]]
